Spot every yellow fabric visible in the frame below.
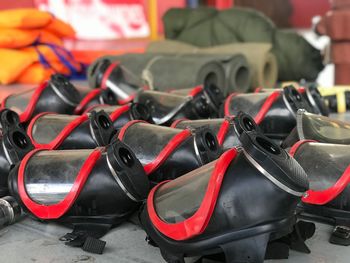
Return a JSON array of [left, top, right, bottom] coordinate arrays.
[[0, 46, 80, 84], [0, 8, 78, 84], [0, 9, 52, 29], [21, 45, 82, 71], [17, 62, 70, 84], [45, 18, 75, 39], [0, 48, 36, 84], [0, 28, 63, 49]]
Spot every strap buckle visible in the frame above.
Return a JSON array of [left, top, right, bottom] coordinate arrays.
[[59, 232, 80, 242], [333, 226, 350, 239], [330, 225, 350, 246]]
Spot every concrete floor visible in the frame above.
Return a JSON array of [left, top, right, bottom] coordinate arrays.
[[0, 217, 349, 263]]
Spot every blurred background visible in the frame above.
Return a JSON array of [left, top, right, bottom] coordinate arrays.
[[0, 0, 334, 87]]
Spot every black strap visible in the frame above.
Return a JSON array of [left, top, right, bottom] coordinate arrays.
[[286, 220, 315, 253], [59, 224, 111, 254], [264, 241, 290, 260], [330, 226, 350, 246], [83, 236, 106, 254]]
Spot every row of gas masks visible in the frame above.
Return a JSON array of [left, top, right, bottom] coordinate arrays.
[[3, 62, 350, 261], [88, 61, 350, 256], [0, 71, 227, 254]]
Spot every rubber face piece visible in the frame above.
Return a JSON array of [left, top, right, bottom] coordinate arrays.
[[188, 85, 223, 119], [8, 140, 149, 224], [27, 111, 115, 150], [140, 131, 307, 262], [172, 112, 258, 151], [85, 103, 152, 130], [74, 89, 117, 115], [99, 62, 142, 104], [2, 75, 80, 123], [135, 90, 212, 126], [223, 86, 308, 140], [118, 121, 221, 184]]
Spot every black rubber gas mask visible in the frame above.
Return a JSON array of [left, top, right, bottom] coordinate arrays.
[[1, 74, 80, 124], [8, 139, 149, 254]]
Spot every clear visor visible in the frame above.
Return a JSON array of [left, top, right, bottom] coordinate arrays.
[[5, 89, 35, 114], [31, 114, 80, 144], [121, 122, 183, 165], [107, 65, 140, 101], [75, 85, 94, 97], [228, 93, 272, 117], [297, 111, 350, 144], [293, 143, 350, 191], [154, 161, 216, 223], [136, 91, 189, 124], [24, 149, 94, 205]]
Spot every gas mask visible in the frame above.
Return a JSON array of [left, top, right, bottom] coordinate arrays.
[[92, 59, 143, 104], [172, 112, 259, 151], [283, 110, 350, 148], [223, 86, 309, 140], [256, 84, 329, 116], [74, 88, 117, 115], [290, 141, 350, 246], [140, 130, 309, 263], [1, 74, 80, 124], [169, 84, 224, 117], [84, 103, 152, 130], [27, 111, 115, 150], [117, 121, 221, 185], [8, 139, 149, 254], [0, 122, 33, 196], [135, 90, 214, 126]]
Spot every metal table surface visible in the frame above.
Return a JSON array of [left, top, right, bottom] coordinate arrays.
[[0, 218, 349, 263]]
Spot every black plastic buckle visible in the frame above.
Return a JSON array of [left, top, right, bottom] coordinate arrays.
[[330, 226, 350, 246], [59, 232, 80, 242], [334, 226, 350, 239]]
